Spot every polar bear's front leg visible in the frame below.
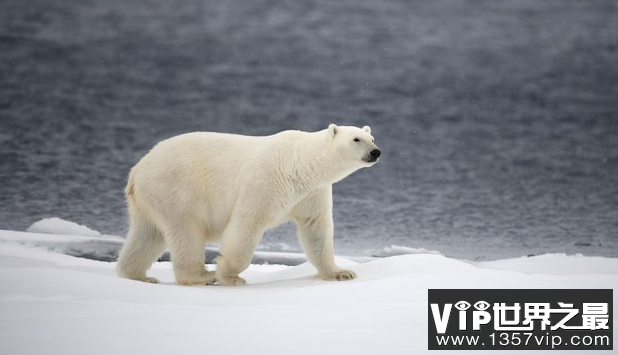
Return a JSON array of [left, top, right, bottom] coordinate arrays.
[[295, 214, 356, 281], [293, 187, 357, 281], [216, 222, 264, 286]]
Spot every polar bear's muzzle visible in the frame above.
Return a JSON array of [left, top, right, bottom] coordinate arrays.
[[364, 149, 381, 163]]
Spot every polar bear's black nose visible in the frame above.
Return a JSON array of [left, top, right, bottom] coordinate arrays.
[[370, 149, 381, 159]]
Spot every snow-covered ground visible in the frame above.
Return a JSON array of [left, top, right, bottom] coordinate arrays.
[[0, 223, 617, 354]]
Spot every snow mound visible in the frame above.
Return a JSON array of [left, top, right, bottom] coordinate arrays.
[[369, 244, 442, 257], [474, 253, 618, 275], [255, 241, 301, 253], [27, 217, 101, 237]]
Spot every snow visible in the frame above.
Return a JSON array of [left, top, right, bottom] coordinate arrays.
[[0, 228, 617, 355], [26, 217, 103, 237], [2, 228, 123, 262], [368, 244, 442, 257]]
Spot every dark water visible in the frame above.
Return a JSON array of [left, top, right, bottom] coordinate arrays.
[[1, 0, 617, 260]]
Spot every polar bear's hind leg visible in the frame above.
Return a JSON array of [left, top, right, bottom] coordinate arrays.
[[116, 209, 167, 284], [216, 221, 265, 286], [165, 224, 216, 286]]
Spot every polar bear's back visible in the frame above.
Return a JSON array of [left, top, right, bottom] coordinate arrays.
[[136, 131, 261, 181], [126, 131, 304, 236]]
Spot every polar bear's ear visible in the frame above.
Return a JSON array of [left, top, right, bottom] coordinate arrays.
[[362, 126, 371, 134], [328, 124, 338, 136]]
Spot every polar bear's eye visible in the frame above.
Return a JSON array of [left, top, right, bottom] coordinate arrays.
[[353, 138, 360, 142]]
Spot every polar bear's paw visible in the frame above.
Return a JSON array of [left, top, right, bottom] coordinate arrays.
[[320, 269, 357, 281], [142, 276, 161, 284], [177, 270, 217, 286], [217, 276, 247, 286]]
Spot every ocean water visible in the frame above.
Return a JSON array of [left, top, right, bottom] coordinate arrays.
[[1, 0, 617, 260]]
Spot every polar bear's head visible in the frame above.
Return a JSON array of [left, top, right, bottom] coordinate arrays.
[[327, 124, 381, 167]]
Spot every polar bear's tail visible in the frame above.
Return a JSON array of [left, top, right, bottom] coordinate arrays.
[[125, 170, 137, 204]]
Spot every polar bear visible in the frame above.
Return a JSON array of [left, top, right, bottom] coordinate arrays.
[[116, 124, 380, 286]]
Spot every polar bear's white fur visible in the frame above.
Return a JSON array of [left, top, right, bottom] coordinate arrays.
[[116, 124, 380, 286]]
